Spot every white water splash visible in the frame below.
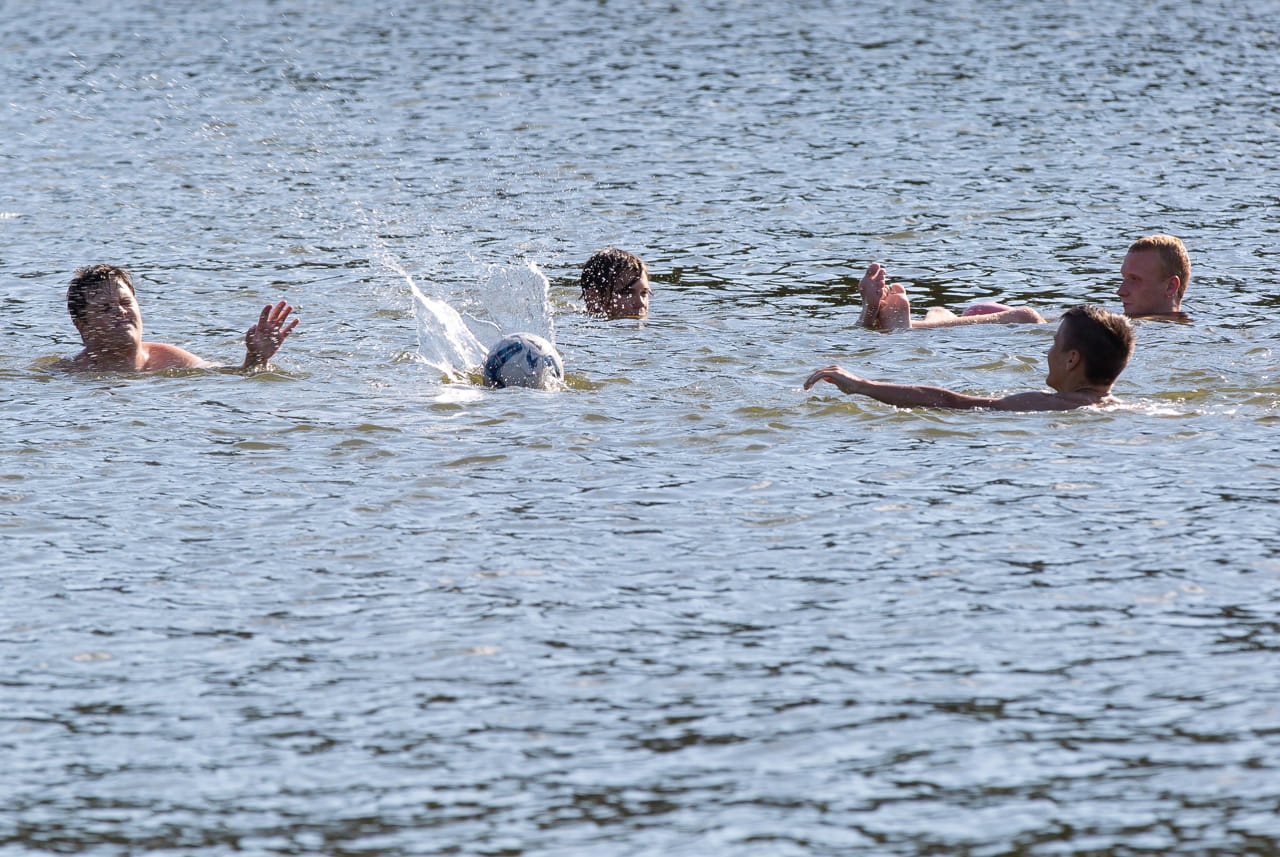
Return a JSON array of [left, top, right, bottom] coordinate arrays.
[[380, 255, 486, 381], [414, 289, 490, 381], [477, 258, 556, 345], [379, 252, 557, 383]]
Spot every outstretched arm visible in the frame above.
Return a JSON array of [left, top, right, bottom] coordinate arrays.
[[804, 365, 1001, 408], [803, 365, 1082, 411], [242, 300, 299, 370]]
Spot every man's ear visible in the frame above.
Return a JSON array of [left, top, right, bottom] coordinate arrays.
[[1166, 275, 1181, 297], [1066, 348, 1082, 370]]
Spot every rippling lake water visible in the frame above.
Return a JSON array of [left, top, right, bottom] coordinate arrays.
[[4, 1, 1280, 854]]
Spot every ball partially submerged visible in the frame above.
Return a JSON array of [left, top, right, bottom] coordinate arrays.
[[482, 333, 565, 390]]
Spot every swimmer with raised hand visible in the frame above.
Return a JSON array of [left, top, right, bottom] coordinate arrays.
[[806, 305, 1134, 411], [59, 264, 298, 372]]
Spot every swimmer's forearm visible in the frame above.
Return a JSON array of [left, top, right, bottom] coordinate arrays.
[[805, 366, 997, 409], [859, 380, 993, 409]]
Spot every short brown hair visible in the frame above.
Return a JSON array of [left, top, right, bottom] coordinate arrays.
[[68, 264, 134, 323], [1128, 234, 1190, 303], [1060, 304, 1135, 385], [579, 248, 646, 300]]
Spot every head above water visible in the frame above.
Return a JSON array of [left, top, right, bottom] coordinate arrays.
[[68, 263, 135, 325], [1058, 304, 1135, 386], [579, 248, 651, 319], [1119, 234, 1190, 316]]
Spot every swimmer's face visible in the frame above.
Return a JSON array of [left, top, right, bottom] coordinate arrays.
[[1045, 318, 1073, 390], [75, 277, 143, 348], [1117, 249, 1178, 317], [609, 271, 651, 319]]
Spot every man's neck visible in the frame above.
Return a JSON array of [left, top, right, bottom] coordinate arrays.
[[1128, 309, 1189, 323], [1063, 382, 1113, 403], [1050, 371, 1113, 401], [75, 342, 145, 372]]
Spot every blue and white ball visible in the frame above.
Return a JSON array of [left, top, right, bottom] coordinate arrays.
[[482, 333, 565, 390]]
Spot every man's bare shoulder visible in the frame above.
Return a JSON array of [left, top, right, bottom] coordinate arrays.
[[57, 343, 211, 372], [990, 390, 1116, 411], [142, 342, 212, 371]]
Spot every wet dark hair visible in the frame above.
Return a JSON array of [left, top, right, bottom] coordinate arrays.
[[579, 248, 646, 300], [67, 264, 134, 323], [1060, 304, 1135, 385]]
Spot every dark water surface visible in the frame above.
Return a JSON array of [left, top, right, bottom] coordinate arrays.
[[3, 1, 1280, 854]]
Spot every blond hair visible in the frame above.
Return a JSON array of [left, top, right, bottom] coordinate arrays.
[[1128, 234, 1190, 303]]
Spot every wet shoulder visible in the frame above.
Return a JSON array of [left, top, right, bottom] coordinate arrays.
[[142, 342, 210, 371]]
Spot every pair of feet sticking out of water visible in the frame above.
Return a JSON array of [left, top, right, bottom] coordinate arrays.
[[854, 262, 1020, 330]]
